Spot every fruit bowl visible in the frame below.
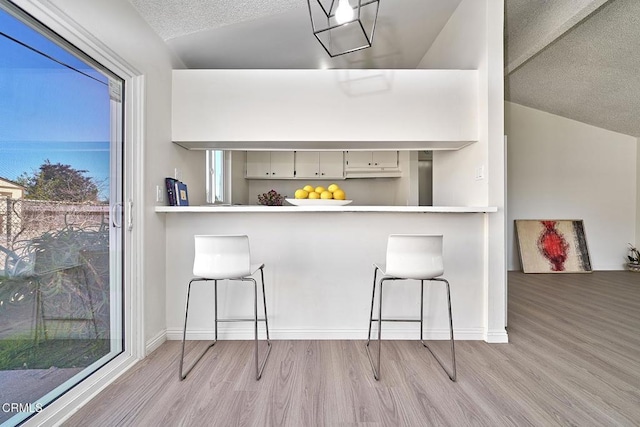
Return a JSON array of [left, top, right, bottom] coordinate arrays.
[[285, 198, 352, 206]]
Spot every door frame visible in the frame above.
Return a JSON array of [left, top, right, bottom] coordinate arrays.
[[9, 1, 146, 425]]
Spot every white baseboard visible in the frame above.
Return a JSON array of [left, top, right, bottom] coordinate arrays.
[[485, 329, 509, 343], [166, 327, 486, 341], [145, 330, 167, 355]]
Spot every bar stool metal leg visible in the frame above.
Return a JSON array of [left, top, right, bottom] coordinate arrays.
[[179, 278, 217, 381], [252, 277, 259, 379], [249, 268, 271, 380], [366, 276, 457, 382], [366, 275, 388, 380], [376, 277, 384, 378], [365, 267, 380, 380], [366, 234, 456, 382], [260, 267, 271, 341], [420, 278, 457, 381], [214, 280, 218, 341], [366, 266, 378, 344], [420, 280, 424, 342], [182, 235, 271, 382], [180, 274, 271, 381]]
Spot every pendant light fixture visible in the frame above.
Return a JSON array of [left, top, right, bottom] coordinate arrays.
[[307, 0, 380, 57], [335, 0, 355, 24]]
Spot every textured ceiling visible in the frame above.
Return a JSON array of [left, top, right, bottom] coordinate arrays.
[[127, 0, 301, 40], [506, 0, 640, 138], [126, 0, 462, 69]]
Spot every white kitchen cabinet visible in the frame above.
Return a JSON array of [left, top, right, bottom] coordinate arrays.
[[270, 152, 295, 178], [344, 151, 400, 178], [344, 151, 372, 169], [295, 151, 344, 179], [345, 151, 398, 169], [246, 151, 294, 178], [246, 151, 270, 177], [246, 150, 400, 179], [372, 152, 398, 168]]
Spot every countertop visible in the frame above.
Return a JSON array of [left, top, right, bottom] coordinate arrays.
[[155, 205, 498, 213]]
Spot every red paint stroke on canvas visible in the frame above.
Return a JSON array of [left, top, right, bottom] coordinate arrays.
[[538, 221, 569, 271]]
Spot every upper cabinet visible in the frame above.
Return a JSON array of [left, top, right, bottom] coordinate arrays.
[[345, 151, 397, 169], [344, 151, 400, 178], [172, 70, 479, 151], [245, 150, 402, 180], [295, 151, 344, 179], [246, 151, 294, 178]]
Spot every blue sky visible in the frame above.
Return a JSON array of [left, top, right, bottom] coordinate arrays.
[[0, 8, 111, 196]]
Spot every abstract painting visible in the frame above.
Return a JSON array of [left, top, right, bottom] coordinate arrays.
[[515, 220, 592, 273]]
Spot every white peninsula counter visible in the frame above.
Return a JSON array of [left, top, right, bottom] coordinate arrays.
[[158, 205, 502, 344], [155, 205, 497, 213]]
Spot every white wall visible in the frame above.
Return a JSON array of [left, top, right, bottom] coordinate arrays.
[[418, 0, 507, 342], [44, 0, 190, 349], [420, 0, 489, 207], [484, 0, 507, 342], [505, 101, 637, 270]]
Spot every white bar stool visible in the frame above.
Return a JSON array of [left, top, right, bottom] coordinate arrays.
[[365, 234, 456, 381], [179, 235, 271, 381]]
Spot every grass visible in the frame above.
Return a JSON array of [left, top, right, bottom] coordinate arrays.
[[0, 338, 110, 370]]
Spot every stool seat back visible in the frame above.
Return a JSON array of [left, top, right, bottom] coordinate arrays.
[[385, 234, 444, 279], [193, 235, 251, 279]]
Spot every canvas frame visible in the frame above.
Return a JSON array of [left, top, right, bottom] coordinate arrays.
[[515, 219, 592, 273]]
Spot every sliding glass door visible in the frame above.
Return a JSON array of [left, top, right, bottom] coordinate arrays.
[[0, 2, 124, 425]]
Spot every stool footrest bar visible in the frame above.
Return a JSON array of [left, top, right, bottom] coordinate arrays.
[[217, 318, 268, 323]]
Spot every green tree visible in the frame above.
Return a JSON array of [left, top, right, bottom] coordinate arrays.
[[16, 160, 99, 202]]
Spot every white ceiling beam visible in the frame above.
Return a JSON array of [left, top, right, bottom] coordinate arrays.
[[505, 0, 611, 75]]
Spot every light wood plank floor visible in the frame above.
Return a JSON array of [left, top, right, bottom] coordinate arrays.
[[65, 271, 640, 426]]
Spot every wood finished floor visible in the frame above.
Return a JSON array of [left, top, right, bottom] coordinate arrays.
[[65, 271, 640, 426]]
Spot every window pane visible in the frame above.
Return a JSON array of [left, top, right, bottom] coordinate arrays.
[[0, 3, 123, 425], [206, 150, 226, 204]]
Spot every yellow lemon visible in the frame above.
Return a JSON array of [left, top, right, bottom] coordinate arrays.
[[294, 189, 309, 199], [327, 183, 340, 193], [308, 191, 320, 199], [303, 185, 314, 193], [315, 186, 326, 194], [320, 190, 333, 199], [333, 189, 346, 200]]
